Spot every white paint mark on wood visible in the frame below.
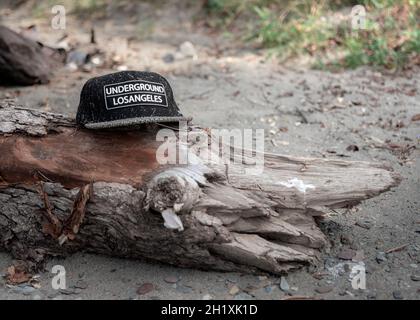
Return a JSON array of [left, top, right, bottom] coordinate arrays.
[[277, 178, 315, 193]]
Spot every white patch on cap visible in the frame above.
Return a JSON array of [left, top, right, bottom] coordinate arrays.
[[277, 178, 315, 193]]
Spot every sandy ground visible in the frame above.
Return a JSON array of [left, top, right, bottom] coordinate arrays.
[[0, 2, 419, 300]]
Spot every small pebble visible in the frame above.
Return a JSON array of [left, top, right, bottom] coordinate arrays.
[[47, 292, 60, 299], [234, 292, 254, 300], [410, 274, 420, 281], [376, 252, 387, 263], [73, 280, 88, 290], [352, 250, 365, 262], [366, 292, 377, 300], [176, 284, 193, 294], [164, 276, 178, 284], [226, 277, 237, 283], [315, 285, 334, 294], [340, 235, 352, 245], [264, 285, 273, 293], [229, 285, 240, 296], [338, 290, 347, 296], [11, 285, 35, 296], [337, 248, 356, 260], [59, 288, 77, 295], [162, 53, 175, 63]]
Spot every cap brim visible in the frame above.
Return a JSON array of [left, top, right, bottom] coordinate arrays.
[[84, 116, 188, 129]]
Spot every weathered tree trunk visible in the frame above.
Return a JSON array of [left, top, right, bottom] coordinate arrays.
[[0, 25, 64, 85], [0, 101, 400, 274]]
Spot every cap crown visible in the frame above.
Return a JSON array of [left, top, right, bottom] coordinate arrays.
[[76, 71, 185, 129]]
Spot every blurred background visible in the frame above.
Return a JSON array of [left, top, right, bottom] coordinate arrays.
[[0, 0, 418, 124], [1, 0, 418, 70]]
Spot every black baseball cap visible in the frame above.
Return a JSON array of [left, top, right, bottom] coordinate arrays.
[[76, 71, 187, 129]]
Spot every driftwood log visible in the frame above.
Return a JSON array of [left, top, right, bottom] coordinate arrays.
[[0, 101, 400, 274], [0, 25, 64, 85]]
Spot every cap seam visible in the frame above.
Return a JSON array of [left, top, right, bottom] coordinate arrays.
[[84, 116, 187, 129]]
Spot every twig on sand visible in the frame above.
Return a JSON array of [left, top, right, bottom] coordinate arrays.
[[385, 243, 409, 254]]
